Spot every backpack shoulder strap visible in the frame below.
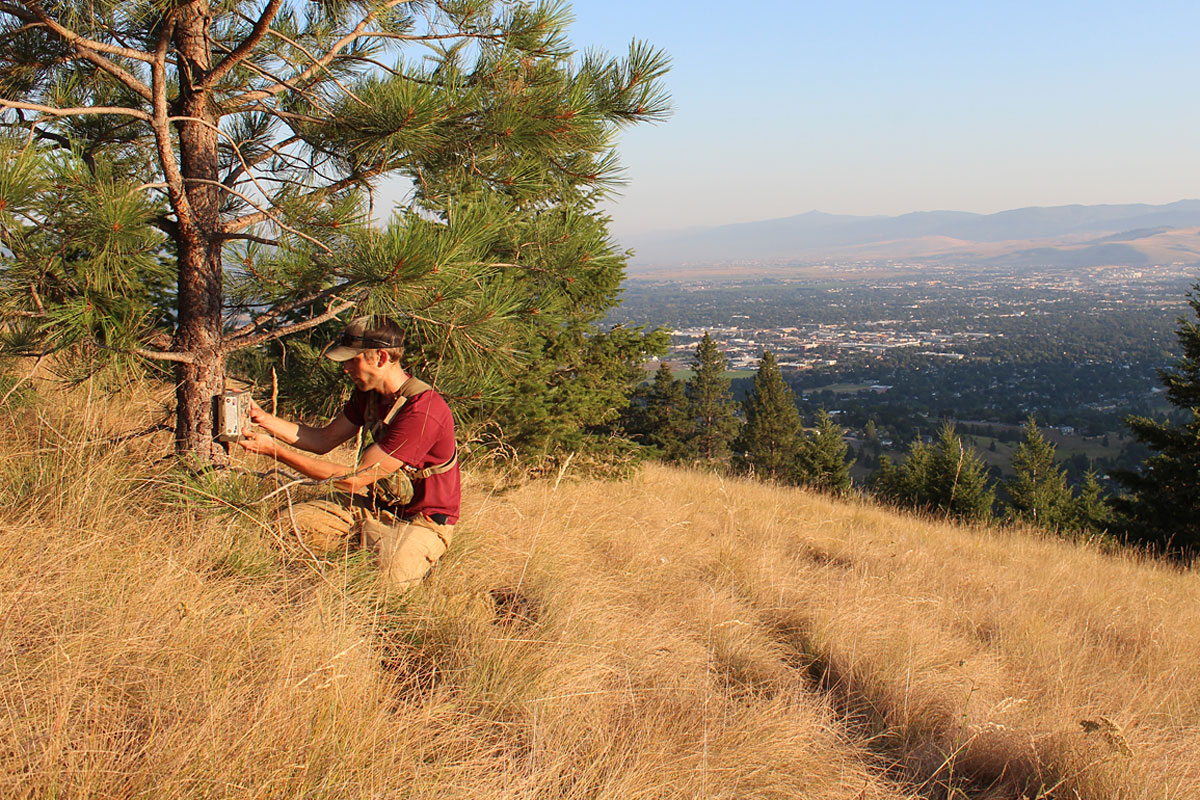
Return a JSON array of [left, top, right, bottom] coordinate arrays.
[[380, 376, 433, 426]]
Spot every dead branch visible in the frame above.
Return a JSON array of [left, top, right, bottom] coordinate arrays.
[[0, 98, 151, 121], [222, 295, 361, 353]]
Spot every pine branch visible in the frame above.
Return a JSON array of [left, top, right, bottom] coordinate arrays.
[[1, 15, 155, 104], [0, 98, 151, 121], [223, 135, 302, 189], [167, 113, 300, 231], [222, 294, 361, 353], [183, 177, 334, 254], [254, 24, 370, 108], [79, 338, 197, 364], [202, 0, 286, 88], [29, 283, 45, 314], [224, 0, 420, 109], [66, 41, 154, 102], [225, 281, 357, 339], [7, 1, 155, 63], [149, 12, 198, 238], [134, 347, 195, 364], [208, 38, 341, 118], [225, 164, 387, 232], [215, 231, 280, 247], [30, 126, 72, 150], [338, 53, 402, 77]]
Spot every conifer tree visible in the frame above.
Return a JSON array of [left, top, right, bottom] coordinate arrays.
[[1113, 286, 1200, 554], [1004, 416, 1074, 529], [683, 332, 739, 465], [629, 361, 691, 462], [928, 422, 994, 521], [490, 323, 668, 463], [859, 417, 881, 468], [796, 409, 852, 494], [873, 422, 993, 521], [1073, 470, 1114, 535], [738, 350, 801, 480], [872, 440, 931, 509], [0, 0, 669, 463], [871, 454, 896, 495]]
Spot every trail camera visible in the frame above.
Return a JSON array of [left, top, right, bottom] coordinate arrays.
[[216, 390, 251, 442]]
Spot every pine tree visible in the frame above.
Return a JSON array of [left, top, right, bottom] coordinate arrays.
[[0, 0, 669, 463], [1073, 470, 1114, 535], [738, 350, 802, 480], [873, 437, 932, 510], [1113, 286, 1200, 554], [683, 332, 740, 465], [490, 323, 669, 464], [796, 409, 852, 494], [864, 418, 881, 457], [1004, 416, 1074, 529], [928, 422, 994, 521], [872, 454, 900, 497], [629, 362, 692, 462], [872, 422, 993, 521]]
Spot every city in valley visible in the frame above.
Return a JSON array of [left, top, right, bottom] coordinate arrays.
[[610, 261, 1200, 483], [614, 262, 1193, 372]]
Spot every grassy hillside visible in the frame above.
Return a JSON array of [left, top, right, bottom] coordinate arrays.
[[2, 377, 1197, 799]]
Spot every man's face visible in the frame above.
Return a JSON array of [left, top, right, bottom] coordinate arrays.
[[341, 350, 387, 392]]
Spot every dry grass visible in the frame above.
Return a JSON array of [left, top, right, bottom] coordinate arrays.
[[1, 377, 1196, 798]]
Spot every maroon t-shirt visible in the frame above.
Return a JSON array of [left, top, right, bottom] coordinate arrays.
[[342, 388, 461, 524]]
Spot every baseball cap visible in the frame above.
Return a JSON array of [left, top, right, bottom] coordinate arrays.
[[322, 316, 405, 362]]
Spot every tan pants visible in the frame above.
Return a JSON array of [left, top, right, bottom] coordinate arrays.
[[280, 499, 454, 590]]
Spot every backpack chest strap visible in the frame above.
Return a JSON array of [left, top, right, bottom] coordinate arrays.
[[410, 450, 458, 480]]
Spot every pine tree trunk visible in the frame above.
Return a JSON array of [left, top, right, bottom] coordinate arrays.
[[171, 0, 227, 463]]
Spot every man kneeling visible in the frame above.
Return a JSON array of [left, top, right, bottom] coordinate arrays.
[[239, 315, 460, 590]]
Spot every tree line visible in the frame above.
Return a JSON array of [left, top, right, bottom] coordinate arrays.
[[623, 292, 1200, 560]]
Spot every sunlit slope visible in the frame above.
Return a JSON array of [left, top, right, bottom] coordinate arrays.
[[470, 464, 1200, 798], [1, 385, 1196, 799]]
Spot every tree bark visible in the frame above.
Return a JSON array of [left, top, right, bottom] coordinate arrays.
[[171, 0, 227, 463]]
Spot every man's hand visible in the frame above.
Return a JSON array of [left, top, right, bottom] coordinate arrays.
[[247, 396, 270, 425], [238, 431, 277, 456]]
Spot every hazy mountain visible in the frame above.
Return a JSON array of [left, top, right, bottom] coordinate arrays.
[[621, 200, 1200, 269]]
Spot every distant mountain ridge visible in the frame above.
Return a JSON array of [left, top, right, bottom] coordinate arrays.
[[622, 200, 1200, 269]]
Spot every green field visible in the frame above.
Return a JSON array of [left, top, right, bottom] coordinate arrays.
[[800, 382, 876, 396], [666, 368, 757, 382]]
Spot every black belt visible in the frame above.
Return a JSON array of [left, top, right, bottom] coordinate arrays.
[[410, 512, 450, 525]]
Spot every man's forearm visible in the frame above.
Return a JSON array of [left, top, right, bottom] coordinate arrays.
[[255, 411, 328, 452], [262, 441, 350, 483], [254, 410, 302, 445]]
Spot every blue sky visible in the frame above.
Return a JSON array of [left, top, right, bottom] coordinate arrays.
[[564, 0, 1200, 236]]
